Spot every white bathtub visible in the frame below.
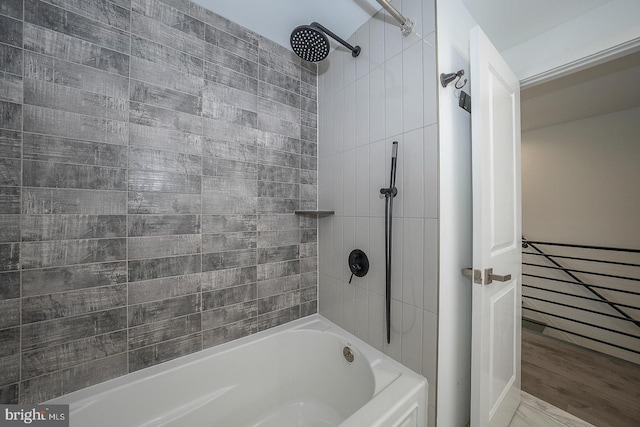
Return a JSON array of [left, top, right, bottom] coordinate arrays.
[[48, 314, 427, 427]]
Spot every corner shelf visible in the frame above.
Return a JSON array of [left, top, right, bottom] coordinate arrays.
[[294, 210, 335, 217]]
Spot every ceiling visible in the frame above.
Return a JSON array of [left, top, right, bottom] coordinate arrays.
[[521, 51, 640, 131], [193, 0, 613, 53], [459, 0, 610, 52]]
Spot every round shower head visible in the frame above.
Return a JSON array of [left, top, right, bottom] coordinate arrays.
[[290, 25, 330, 63]]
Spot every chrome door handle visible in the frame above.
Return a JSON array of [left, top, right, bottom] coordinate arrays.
[[462, 268, 511, 285], [486, 268, 511, 284]]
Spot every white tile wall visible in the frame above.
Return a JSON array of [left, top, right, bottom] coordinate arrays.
[[317, 1, 438, 425]]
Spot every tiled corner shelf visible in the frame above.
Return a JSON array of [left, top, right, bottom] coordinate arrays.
[[294, 210, 335, 217]]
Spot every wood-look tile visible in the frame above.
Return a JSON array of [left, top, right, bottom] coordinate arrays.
[[21, 307, 127, 352], [23, 133, 128, 167], [128, 332, 201, 372], [23, 160, 127, 191], [20, 353, 127, 404], [20, 238, 126, 269], [201, 249, 257, 272], [0, 271, 20, 300], [24, 52, 129, 100], [204, 25, 258, 63], [128, 170, 202, 194], [130, 79, 201, 116], [128, 313, 201, 350], [30, 0, 131, 32], [23, 23, 130, 76], [21, 330, 127, 379], [131, 0, 204, 41], [204, 44, 258, 79], [22, 188, 127, 215], [21, 284, 127, 324], [0, 15, 22, 48], [21, 215, 126, 241], [201, 265, 257, 292], [201, 301, 256, 330], [256, 276, 299, 300], [128, 274, 201, 305], [23, 105, 128, 145], [0, 44, 22, 76], [129, 57, 203, 98], [128, 293, 200, 327], [131, 35, 203, 77], [0, 354, 19, 388], [24, 0, 131, 53], [127, 254, 201, 282], [202, 317, 256, 349], [128, 234, 201, 260], [128, 214, 200, 237], [0, 243, 19, 271], [0, 0, 23, 20], [257, 305, 299, 331], [0, 129, 21, 159], [201, 232, 256, 254], [129, 123, 203, 155], [24, 79, 128, 122], [202, 283, 256, 311], [0, 299, 19, 329], [22, 261, 127, 296]]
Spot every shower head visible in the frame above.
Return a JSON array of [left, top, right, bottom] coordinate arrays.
[[290, 22, 360, 63], [290, 24, 330, 62]]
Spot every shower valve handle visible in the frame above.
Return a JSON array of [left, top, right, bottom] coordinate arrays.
[[380, 187, 397, 197]]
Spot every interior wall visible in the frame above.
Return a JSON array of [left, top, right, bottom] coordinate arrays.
[[522, 106, 640, 249], [435, 0, 475, 425], [316, 0, 438, 425], [0, 0, 317, 404]]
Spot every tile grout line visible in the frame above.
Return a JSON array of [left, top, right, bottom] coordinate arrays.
[[125, 0, 133, 376], [18, 0, 25, 403], [199, 0, 205, 352]]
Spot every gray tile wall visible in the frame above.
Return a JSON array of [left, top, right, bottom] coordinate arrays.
[[0, 0, 317, 404]]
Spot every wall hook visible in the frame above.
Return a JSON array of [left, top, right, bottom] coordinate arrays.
[[440, 69, 467, 89]]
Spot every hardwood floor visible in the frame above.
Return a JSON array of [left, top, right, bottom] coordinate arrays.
[[510, 392, 595, 427], [521, 329, 640, 427]]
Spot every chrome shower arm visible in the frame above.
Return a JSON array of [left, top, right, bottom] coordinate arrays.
[[375, 0, 414, 35]]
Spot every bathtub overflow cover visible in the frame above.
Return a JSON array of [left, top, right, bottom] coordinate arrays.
[[343, 346, 354, 363]]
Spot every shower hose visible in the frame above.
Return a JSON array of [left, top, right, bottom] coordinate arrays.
[[380, 141, 398, 344]]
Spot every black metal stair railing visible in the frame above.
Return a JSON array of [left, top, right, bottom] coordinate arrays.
[[521, 237, 640, 357]]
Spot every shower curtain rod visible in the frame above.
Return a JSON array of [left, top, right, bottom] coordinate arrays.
[[375, 0, 414, 35]]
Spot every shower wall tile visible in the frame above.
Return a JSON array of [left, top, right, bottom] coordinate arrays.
[[0, 0, 23, 20], [128, 333, 201, 373], [317, 0, 438, 415], [0, 3, 22, 405], [203, 317, 256, 348], [24, 0, 131, 54], [20, 353, 128, 404], [0, 0, 317, 404]]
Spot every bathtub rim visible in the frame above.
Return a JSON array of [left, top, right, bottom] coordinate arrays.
[[46, 314, 428, 425]]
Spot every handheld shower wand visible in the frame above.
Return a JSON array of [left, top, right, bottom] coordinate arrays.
[[380, 141, 398, 344]]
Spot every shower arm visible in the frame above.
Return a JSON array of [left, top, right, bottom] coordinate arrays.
[[311, 22, 361, 57], [375, 0, 414, 36]]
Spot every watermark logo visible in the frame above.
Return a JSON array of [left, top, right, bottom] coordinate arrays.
[[0, 406, 68, 426]]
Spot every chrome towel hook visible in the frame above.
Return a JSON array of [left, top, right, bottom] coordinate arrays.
[[440, 69, 467, 89]]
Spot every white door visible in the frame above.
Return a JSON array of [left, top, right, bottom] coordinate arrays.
[[469, 26, 522, 427]]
